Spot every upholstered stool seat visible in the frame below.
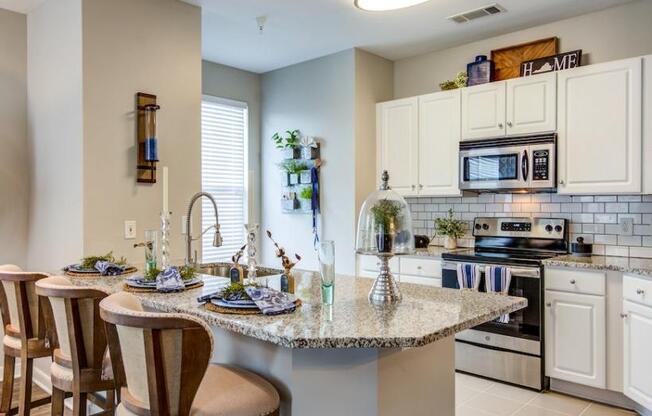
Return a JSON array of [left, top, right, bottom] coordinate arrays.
[[101, 292, 281, 416]]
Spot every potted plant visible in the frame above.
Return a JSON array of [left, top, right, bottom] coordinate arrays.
[[370, 199, 402, 253], [272, 129, 301, 159], [279, 160, 307, 185], [298, 186, 313, 211], [299, 168, 312, 184], [281, 193, 299, 211], [434, 209, 466, 249]]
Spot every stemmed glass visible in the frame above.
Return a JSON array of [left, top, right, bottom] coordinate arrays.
[[318, 241, 335, 305]]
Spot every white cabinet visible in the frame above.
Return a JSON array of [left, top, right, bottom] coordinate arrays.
[[461, 73, 556, 140], [545, 290, 606, 388], [377, 91, 461, 197], [623, 299, 652, 409], [505, 72, 557, 136], [461, 81, 506, 140], [377, 97, 418, 195], [356, 255, 442, 288], [557, 57, 642, 194], [644, 55, 652, 194], [417, 90, 461, 196]]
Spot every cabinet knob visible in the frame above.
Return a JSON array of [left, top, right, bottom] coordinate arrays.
[[411, 185, 415, 190], [418, 184, 423, 190], [546, 302, 552, 307], [570, 279, 576, 285], [621, 313, 629, 319], [498, 123, 504, 129], [484, 335, 491, 342], [637, 288, 645, 295], [559, 179, 565, 185], [507, 121, 513, 127]]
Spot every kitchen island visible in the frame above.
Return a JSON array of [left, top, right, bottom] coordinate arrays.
[[69, 270, 526, 415]]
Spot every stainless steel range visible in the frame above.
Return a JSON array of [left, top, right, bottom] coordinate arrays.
[[441, 217, 569, 390]]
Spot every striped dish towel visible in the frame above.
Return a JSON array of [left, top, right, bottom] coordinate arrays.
[[485, 265, 512, 323], [456, 263, 481, 290]]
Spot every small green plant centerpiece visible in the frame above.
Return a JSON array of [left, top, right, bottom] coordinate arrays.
[[434, 209, 466, 249], [144, 264, 197, 281], [80, 252, 127, 270], [272, 129, 301, 159], [298, 186, 312, 211], [370, 199, 402, 253]]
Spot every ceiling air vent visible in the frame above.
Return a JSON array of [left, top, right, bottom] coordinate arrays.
[[447, 3, 506, 24]]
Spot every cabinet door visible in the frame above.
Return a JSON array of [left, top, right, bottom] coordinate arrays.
[[398, 274, 442, 287], [506, 72, 556, 136], [545, 290, 606, 388], [557, 57, 642, 194], [417, 90, 461, 196], [623, 300, 652, 409], [377, 98, 418, 196], [461, 81, 506, 140]]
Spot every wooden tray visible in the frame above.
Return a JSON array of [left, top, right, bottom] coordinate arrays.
[[491, 37, 558, 81], [123, 280, 204, 293], [64, 266, 138, 278], [205, 299, 302, 315]]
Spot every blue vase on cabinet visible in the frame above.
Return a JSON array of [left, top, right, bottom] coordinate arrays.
[[467, 55, 494, 86]]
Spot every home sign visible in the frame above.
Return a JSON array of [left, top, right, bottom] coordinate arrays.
[[520, 50, 582, 76]]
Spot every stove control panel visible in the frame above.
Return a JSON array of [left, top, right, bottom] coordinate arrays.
[[473, 217, 566, 240]]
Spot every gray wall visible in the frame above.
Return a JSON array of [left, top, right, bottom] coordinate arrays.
[[394, 0, 652, 98], [0, 9, 28, 266], [202, 60, 262, 233], [261, 50, 356, 273]]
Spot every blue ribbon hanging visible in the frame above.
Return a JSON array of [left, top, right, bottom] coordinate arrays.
[[311, 166, 320, 248]]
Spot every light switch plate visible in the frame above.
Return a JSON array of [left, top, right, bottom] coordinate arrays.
[[620, 217, 634, 236], [124, 220, 137, 239]]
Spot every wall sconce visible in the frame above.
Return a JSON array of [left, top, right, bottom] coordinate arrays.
[[136, 92, 160, 183]]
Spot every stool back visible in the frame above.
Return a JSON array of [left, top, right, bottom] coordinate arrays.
[[100, 292, 213, 416]]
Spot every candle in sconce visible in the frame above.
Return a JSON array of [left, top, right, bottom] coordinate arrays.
[[162, 166, 169, 214]]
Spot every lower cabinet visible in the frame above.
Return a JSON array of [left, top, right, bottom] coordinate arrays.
[[545, 290, 606, 388], [623, 280, 652, 409], [357, 255, 442, 287]]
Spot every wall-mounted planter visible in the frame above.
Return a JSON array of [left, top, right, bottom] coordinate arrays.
[[282, 198, 299, 211], [301, 145, 319, 160], [299, 170, 312, 184], [281, 172, 290, 187], [289, 173, 299, 185], [283, 147, 301, 159], [299, 198, 312, 211]]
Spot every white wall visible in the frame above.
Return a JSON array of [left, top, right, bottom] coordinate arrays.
[[81, 0, 201, 265], [26, 0, 83, 271], [261, 50, 356, 273], [0, 9, 28, 266], [202, 61, 262, 235], [394, 0, 652, 98]]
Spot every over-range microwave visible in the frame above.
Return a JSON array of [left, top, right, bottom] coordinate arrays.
[[459, 134, 556, 192]]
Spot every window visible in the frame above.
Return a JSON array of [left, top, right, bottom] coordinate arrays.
[[201, 96, 248, 262]]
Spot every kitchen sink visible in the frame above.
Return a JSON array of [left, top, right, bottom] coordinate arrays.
[[198, 262, 283, 279]]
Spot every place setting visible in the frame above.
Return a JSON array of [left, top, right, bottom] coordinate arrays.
[[63, 252, 137, 277]]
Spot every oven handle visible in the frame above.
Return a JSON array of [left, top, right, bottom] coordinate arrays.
[[442, 261, 540, 279]]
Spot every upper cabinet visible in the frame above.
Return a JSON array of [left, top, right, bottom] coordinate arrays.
[[377, 97, 418, 196], [461, 72, 557, 141], [557, 57, 642, 194], [377, 90, 461, 197]]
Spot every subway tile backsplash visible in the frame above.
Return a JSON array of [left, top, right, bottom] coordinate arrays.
[[407, 194, 652, 258]]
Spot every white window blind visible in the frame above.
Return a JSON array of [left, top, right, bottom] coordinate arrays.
[[201, 96, 248, 263]]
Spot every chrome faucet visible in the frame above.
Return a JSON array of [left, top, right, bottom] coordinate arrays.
[[186, 192, 223, 266]]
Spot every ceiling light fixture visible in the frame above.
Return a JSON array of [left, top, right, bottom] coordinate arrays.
[[354, 0, 431, 11]]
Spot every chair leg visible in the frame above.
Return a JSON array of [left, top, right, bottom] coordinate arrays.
[[72, 392, 87, 416], [105, 389, 115, 414], [17, 357, 32, 416], [0, 355, 15, 415], [51, 388, 64, 416]]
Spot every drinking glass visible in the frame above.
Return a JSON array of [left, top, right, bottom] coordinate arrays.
[[318, 241, 335, 305], [144, 230, 159, 274]]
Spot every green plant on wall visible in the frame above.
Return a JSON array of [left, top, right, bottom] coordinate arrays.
[[299, 186, 313, 200], [272, 130, 300, 149], [434, 209, 466, 239], [370, 199, 402, 234], [279, 159, 308, 174]]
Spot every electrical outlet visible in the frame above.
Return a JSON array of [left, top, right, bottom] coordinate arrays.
[[124, 220, 137, 239], [620, 217, 634, 236]]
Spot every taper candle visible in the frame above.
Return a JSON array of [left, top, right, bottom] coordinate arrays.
[[162, 166, 169, 214]]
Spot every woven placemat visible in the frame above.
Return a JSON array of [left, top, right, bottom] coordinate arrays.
[[64, 266, 138, 278], [123, 280, 204, 293], [204, 299, 302, 315]]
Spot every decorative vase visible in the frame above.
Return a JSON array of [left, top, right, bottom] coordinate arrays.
[[299, 198, 312, 212], [444, 236, 457, 250], [467, 55, 494, 86], [299, 170, 312, 184]]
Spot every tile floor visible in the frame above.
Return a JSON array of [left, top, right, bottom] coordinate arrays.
[[456, 373, 638, 416]]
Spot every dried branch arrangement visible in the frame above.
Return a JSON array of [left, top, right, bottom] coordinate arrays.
[[232, 244, 247, 265], [266, 230, 302, 272]]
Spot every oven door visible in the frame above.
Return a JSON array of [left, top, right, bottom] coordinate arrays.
[[442, 261, 541, 341], [459, 145, 528, 191]]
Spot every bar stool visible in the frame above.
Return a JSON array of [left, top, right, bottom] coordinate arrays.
[[35, 276, 115, 416], [0, 264, 53, 416], [99, 292, 280, 416]]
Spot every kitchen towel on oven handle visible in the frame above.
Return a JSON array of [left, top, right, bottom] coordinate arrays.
[[456, 263, 481, 290], [485, 265, 512, 323]]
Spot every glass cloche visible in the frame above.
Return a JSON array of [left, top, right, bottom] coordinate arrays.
[[356, 171, 415, 304]]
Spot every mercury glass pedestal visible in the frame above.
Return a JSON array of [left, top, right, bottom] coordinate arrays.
[[368, 254, 402, 304], [160, 211, 171, 269]]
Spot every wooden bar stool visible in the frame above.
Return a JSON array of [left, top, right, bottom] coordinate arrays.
[[35, 276, 116, 416], [99, 292, 280, 416], [0, 264, 53, 416]]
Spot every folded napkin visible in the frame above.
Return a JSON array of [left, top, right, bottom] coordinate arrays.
[[485, 265, 512, 323], [94, 261, 126, 276], [244, 287, 296, 316], [456, 263, 481, 290], [156, 267, 185, 293]]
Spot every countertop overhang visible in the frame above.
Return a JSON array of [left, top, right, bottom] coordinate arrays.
[[68, 271, 526, 349]]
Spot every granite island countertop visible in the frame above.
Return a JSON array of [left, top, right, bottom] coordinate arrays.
[[68, 271, 526, 349], [543, 255, 652, 277]]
